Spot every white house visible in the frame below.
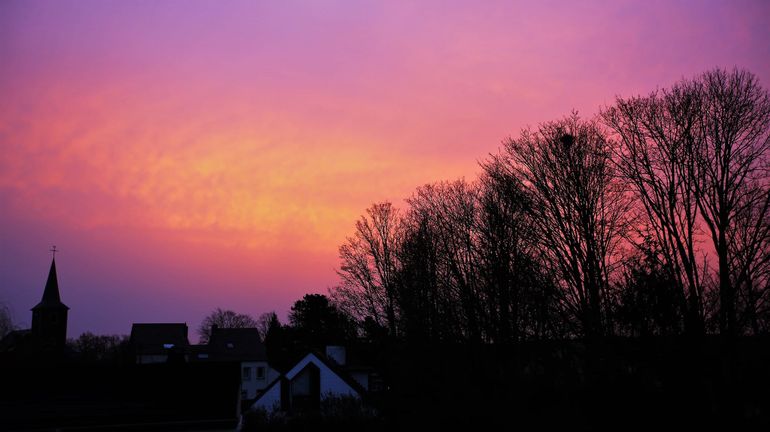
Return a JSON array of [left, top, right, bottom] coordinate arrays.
[[251, 349, 366, 413]]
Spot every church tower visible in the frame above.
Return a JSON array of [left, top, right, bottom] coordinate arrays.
[[31, 254, 69, 349]]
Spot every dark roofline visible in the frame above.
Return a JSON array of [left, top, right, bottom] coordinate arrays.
[[131, 323, 190, 327]]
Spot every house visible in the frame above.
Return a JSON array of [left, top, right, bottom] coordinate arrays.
[[129, 323, 190, 364], [250, 346, 368, 413], [193, 326, 279, 399], [325, 345, 380, 392]]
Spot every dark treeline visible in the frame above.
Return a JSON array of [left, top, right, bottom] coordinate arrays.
[[331, 68, 770, 342]]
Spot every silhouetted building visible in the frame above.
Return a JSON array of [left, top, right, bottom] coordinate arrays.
[[192, 326, 279, 399], [31, 257, 69, 350], [0, 256, 69, 356], [129, 323, 190, 363]]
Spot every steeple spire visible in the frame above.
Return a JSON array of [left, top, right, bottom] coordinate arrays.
[[32, 253, 69, 311], [31, 249, 70, 349]]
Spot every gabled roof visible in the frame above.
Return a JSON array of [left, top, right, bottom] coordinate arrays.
[[289, 352, 368, 396], [250, 350, 367, 410], [32, 259, 69, 311], [206, 327, 267, 362], [129, 323, 190, 354]]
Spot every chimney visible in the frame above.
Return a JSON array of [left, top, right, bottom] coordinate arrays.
[[325, 345, 346, 366]]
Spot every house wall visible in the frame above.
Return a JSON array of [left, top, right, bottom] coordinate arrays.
[[137, 354, 167, 364], [286, 354, 360, 399], [240, 361, 280, 399], [251, 379, 282, 412]]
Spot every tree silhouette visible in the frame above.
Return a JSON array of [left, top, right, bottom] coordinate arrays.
[[333, 202, 401, 337], [197, 308, 258, 343], [68, 332, 129, 362], [692, 68, 770, 337], [494, 113, 629, 338], [255, 311, 278, 341], [0, 302, 14, 340], [330, 67, 770, 341], [615, 240, 684, 337], [603, 80, 706, 335], [604, 67, 770, 337], [289, 294, 357, 348]]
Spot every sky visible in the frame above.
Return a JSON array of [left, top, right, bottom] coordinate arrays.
[[1, 0, 769, 339]]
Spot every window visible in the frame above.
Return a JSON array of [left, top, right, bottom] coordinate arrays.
[[256, 366, 265, 380], [163, 343, 174, 349], [226, 342, 234, 349], [242, 366, 251, 381]]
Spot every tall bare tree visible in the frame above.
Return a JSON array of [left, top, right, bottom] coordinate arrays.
[[730, 188, 770, 334], [478, 158, 550, 342], [496, 113, 629, 338], [602, 80, 706, 335], [692, 68, 770, 336], [396, 213, 443, 340], [407, 180, 485, 342], [332, 202, 401, 336]]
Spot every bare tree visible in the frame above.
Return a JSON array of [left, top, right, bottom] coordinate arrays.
[[255, 311, 278, 341], [197, 308, 258, 343], [396, 213, 443, 341], [602, 81, 706, 335], [478, 158, 558, 341], [496, 113, 629, 338], [68, 332, 129, 362], [730, 187, 770, 334], [332, 202, 401, 336], [408, 180, 485, 342], [692, 68, 770, 336]]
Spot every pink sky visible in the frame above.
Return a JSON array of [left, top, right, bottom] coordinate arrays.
[[1, 0, 769, 338]]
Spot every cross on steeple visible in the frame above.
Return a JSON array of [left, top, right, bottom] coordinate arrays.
[[50, 245, 58, 259]]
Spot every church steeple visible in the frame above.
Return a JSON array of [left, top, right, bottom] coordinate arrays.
[[32, 258, 69, 311], [31, 250, 69, 349]]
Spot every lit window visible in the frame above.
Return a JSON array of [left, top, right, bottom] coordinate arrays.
[[227, 342, 234, 349], [242, 366, 251, 381], [163, 343, 174, 349]]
